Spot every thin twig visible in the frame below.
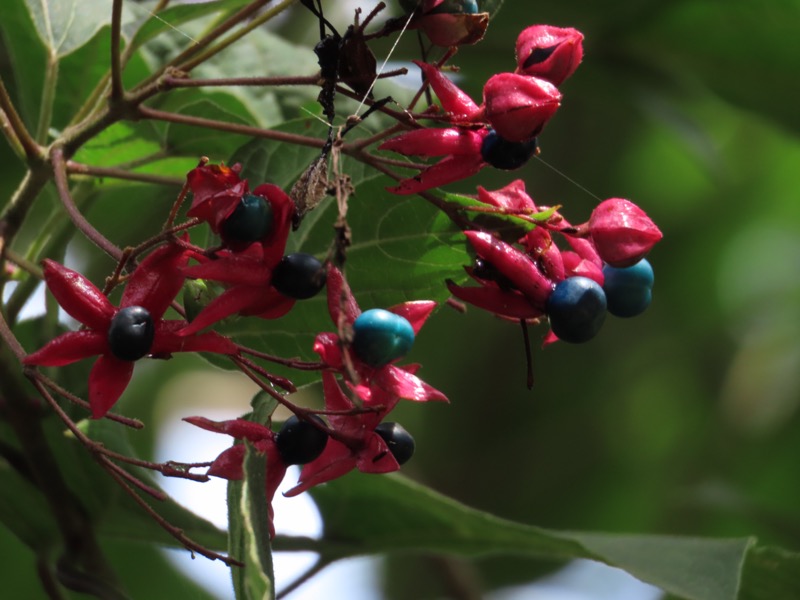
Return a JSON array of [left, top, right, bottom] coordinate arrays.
[[162, 74, 319, 89], [66, 161, 184, 186], [138, 106, 327, 150], [35, 371, 144, 429], [0, 76, 43, 163], [51, 147, 123, 261], [110, 0, 125, 102]]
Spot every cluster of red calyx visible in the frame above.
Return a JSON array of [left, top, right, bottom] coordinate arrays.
[[378, 24, 583, 194], [446, 180, 662, 344], [22, 161, 446, 536], [20, 12, 662, 540]]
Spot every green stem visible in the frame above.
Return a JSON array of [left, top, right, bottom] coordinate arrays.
[[36, 54, 59, 144]]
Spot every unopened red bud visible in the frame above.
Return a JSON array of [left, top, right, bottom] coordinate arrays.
[[515, 25, 584, 86], [483, 73, 561, 143], [588, 199, 663, 267]]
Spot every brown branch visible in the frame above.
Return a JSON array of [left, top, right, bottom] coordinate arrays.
[[66, 161, 184, 186], [51, 147, 123, 261], [137, 106, 327, 150], [110, 0, 125, 102], [0, 76, 44, 163], [161, 74, 319, 89]]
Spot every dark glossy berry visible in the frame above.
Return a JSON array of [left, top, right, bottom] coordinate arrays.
[[221, 194, 273, 244], [271, 253, 327, 300], [276, 415, 328, 465], [375, 422, 415, 465], [546, 276, 607, 343], [473, 257, 516, 291], [107, 306, 155, 361], [602, 258, 654, 318], [428, 0, 480, 14], [480, 130, 538, 170], [352, 309, 415, 368]]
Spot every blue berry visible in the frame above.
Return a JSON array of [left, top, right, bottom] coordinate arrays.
[[602, 258, 654, 318], [221, 194, 273, 244], [272, 253, 327, 300], [352, 309, 415, 368], [480, 130, 538, 170], [546, 277, 607, 343], [375, 422, 415, 465], [107, 306, 155, 361], [276, 415, 328, 465]]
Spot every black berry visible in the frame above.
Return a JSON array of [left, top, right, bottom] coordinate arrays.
[[276, 415, 328, 465], [221, 194, 273, 244], [271, 253, 327, 300], [480, 130, 538, 170], [375, 422, 415, 465], [546, 276, 607, 343], [107, 306, 155, 361]]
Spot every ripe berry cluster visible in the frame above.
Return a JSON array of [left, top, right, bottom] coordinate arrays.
[[19, 4, 662, 543]]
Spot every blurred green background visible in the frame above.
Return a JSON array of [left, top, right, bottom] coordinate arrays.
[[2, 0, 799, 598]]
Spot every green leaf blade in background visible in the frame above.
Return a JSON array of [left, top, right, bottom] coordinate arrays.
[[123, 0, 253, 54], [24, 0, 112, 58], [294, 472, 800, 600]]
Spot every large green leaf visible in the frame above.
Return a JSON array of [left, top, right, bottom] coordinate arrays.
[[24, 0, 112, 58], [276, 472, 800, 600]]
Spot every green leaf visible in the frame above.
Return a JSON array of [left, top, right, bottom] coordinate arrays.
[[0, 0, 50, 128], [24, 0, 112, 58], [228, 444, 275, 600], [285, 472, 800, 600], [123, 0, 252, 54]]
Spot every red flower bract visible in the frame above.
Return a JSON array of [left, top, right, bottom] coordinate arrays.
[[588, 198, 663, 267], [515, 25, 584, 86], [314, 265, 448, 403], [184, 416, 287, 538], [186, 163, 248, 233], [23, 242, 238, 418]]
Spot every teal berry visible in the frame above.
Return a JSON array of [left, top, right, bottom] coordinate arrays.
[[375, 422, 415, 465], [428, 0, 480, 14], [480, 130, 538, 170], [602, 258, 654, 318], [221, 194, 273, 244], [546, 276, 607, 343], [107, 306, 155, 361], [276, 415, 328, 465], [352, 309, 415, 368]]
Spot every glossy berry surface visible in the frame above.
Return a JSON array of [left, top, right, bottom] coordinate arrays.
[[220, 193, 273, 244], [107, 306, 155, 361], [602, 258, 654, 318], [271, 253, 327, 300], [428, 0, 480, 14], [375, 422, 415, 465], [352, 309, 415, 368], [276, 415, 328, 465], [480, 130, 538, 170], [546, 276, 607, 343]]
